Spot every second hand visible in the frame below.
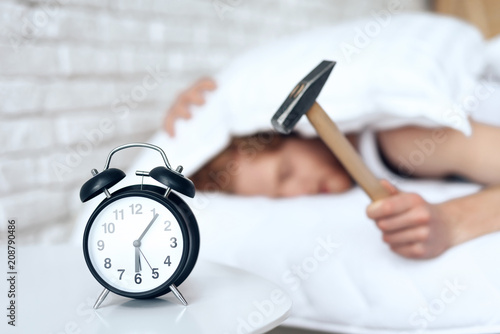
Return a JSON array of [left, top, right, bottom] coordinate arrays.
[[138, 248, 154, 271]]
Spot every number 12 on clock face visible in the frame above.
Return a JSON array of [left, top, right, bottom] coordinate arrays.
[[86, 196, 185, 296]]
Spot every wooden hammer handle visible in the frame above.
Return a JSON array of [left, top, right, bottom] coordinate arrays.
[[306, 102, 391, 201]]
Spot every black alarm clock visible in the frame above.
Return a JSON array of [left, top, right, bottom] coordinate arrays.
[[80, 143, 200, 309]]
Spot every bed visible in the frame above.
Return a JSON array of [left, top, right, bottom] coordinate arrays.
[[73, 13, 500, 333]]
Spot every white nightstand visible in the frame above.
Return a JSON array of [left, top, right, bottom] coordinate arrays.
[[3, 245, 291, 334]]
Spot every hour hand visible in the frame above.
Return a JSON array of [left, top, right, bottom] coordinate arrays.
[[135, 245, 141, 272]]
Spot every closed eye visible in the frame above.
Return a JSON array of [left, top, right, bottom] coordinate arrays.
[[277, 158, 292, 185]]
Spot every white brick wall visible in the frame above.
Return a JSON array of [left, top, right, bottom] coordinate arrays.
[[0, 0, 428, 244]]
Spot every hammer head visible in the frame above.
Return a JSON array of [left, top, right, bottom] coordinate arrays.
[[271, 60, 336, 134]]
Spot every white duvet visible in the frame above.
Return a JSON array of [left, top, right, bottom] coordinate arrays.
[[73, 13, 500, 333]]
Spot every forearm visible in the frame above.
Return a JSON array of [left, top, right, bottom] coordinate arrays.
[[439, 185, 500, 246], [452, 122, 500, 185], [378, 121, 500, 185]]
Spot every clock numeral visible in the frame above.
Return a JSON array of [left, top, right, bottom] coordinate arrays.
[[113, 209, 124, 220], [164, 221, 171, 231], [135, 273, 142, 284], [104, 258, 112, 269], [129, 204, 143, 215], [102, 222, 115, 234], [97, 240, 105, 251], [152, 268, 159, 279], [151, 208, 156, 216], [164, 256, 171, 266], [170, 237, 177, 248], [117, 269, 125, 280]]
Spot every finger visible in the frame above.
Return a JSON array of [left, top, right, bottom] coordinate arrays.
[[164, 114, 176, 137], [179, 90, 206, 106], [382, 225, 430, 245], [195, 77, 217, 91], [174, 105, 194, 119], [380, 179, 398, 195], [390, 242, 428, 259], [367, 180, 398, 218], [376, 205, 431, 232], [367, 193, 424, 220], [164, 105, 192, 134], [168, 97, 194, 117], [186, 92, 206, 106]]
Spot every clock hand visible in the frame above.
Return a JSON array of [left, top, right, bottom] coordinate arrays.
[[133, 213, 158, 272], [137, 213, 160, 243], [138, 248, 154, 271], [135, 246, 142, 272]]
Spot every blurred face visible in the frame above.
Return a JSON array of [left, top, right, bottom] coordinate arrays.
[[233, 137, 353, 197]]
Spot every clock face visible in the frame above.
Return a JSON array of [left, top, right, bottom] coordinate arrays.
[[85, 194, 185, 295]]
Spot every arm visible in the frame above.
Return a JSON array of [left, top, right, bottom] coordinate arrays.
[[377, 121, 500, 184], [367, 121, 500, 259], [439, 185, 500, 246], [163, 78, 216, 137]]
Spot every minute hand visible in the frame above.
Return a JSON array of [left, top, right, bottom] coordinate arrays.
[[137, 213, 159, 243]]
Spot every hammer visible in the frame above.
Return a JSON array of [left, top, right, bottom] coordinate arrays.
[[271, 60, 390, 201]]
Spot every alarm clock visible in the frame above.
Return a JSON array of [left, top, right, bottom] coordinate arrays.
[[80, 143, 200, 309]]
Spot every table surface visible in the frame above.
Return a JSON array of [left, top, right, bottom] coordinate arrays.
[[2, 245, 292, 334]]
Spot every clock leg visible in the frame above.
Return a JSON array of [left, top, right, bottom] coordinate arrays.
[[169, 284, 188, 306], [93, 288, 110, 309]]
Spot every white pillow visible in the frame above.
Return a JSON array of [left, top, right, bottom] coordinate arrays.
[[213, 13, 483, 138], [485, 34, 500, 78], [152, 13, 486, 178]]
